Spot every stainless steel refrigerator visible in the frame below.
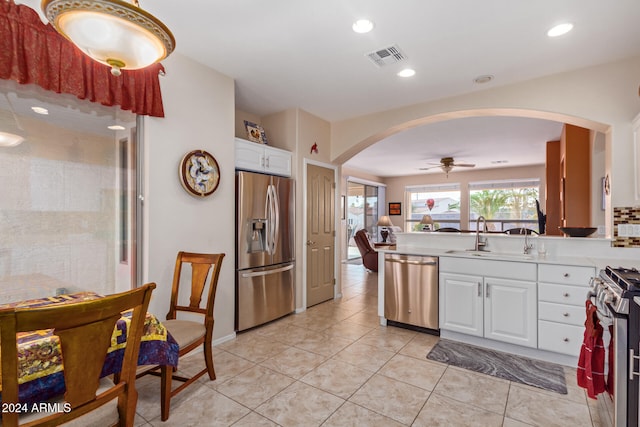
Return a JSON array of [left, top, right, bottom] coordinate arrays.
[[235, 170, 295, 331]]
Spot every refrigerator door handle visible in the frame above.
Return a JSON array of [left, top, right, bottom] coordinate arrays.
[[240, 264, 294, 278], [265, 184, 274, 255], [272, 185, 280, 255], [265, 184, 279, 255]]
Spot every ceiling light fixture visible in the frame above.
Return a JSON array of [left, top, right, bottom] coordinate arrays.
[[474, 74, 494, 84], [397, 68, 416, 78], [108, 124, 126, 130], [547, 23, 573, 37], [31, 106, 49, 115], [0, 95, 26, 147], [352, 19, 374, 34], [42, 0, 176, 77]]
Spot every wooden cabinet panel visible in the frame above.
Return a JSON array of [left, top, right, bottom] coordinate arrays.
[[560, 124, 591, 227]]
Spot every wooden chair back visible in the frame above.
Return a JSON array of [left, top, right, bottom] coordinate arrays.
[[0, 283, 155, 427], [167, 252, 225, 323]]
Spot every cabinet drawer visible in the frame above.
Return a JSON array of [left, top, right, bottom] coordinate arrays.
[[538, 282, 587, 306], [537, 264, 595, 286], [538, 301, 585, 326], [538, 320, 584, 356]]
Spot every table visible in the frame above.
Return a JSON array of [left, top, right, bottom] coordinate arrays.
[[374, 243, 397, 250], [0, 291, 179, 405]]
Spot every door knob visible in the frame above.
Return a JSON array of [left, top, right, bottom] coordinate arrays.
[[306, 240, 315, 246]]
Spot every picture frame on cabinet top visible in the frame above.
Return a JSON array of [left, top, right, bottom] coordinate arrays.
[[244, 120, 268, 145]]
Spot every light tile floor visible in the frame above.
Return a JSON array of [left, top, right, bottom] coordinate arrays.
[[134, 263, 608, 426]]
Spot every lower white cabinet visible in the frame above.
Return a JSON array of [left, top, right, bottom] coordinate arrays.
[[537, 264, 595, 356], [440, 268, 537, 348], [484, 277, 537, 348], [440, 273, 484, 337]]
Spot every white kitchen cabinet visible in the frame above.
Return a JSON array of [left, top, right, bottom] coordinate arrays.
[[439, 272, 483, 337], [235, 137, 292, 177], [537, 264, 595, 356], [484, 277, 537, 347], [439, 257, 537, 348]]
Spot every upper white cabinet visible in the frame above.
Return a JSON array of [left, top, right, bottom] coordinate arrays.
[[235, 138, 292, 177]]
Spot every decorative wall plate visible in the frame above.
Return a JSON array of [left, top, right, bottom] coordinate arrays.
[[179, 150, 220, 197]]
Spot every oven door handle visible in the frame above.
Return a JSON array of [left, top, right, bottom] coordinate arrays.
[[630, 349, 640, 381], [604, 302, 627, 319]]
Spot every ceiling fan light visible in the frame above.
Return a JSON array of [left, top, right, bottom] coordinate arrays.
[[42, 0, 175, 76]]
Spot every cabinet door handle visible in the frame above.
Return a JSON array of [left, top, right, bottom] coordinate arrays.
[[477, 282, 482, 297], [563, 292, 570, 297], [563, 312, 569, 317], [563, 273, 570, 278], [563, 338, 569, 342], [485, 283, 490, 298], [265, 157, 270, 168]]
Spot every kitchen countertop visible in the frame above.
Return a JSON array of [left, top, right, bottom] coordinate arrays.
[[376, 244, 638, 270]]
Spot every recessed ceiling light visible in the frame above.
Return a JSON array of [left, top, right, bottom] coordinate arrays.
[[474, 75, 494, 84], [31, 106, 49, 115], [108, 125, 126, 130], [491, 160, 509, 164], [352, 19, 374, 34], [547, 23, 573, 37], [397, 68, 416, 78]]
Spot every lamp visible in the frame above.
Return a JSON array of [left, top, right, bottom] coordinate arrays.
[[420, 214, 434, 231], [42, 0, 176, 77], [377, 215, 394, 243], [0, 94, 26, 147]]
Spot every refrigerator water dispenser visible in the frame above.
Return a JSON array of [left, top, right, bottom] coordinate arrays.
[[247, 219, 267, 253]]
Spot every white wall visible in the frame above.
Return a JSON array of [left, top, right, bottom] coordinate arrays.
[[143, 53, 236, 340], [331, 56, 640, 210]]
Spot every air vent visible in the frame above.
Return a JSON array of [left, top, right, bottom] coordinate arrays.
[[366, 44, 407, 68]]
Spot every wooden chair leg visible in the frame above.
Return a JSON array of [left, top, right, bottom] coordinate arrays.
[[204, 340, 216, 381], [160, 365, 172, 421]]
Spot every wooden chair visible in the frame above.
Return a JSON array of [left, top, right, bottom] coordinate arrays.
[[0, 283, 155, 427], [139, 252, 225, 421]]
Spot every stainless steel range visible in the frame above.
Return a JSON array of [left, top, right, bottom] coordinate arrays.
[[590, 266, 640, 427]]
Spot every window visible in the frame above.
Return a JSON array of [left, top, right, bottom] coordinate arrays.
[[468, 179, 540, 232], [346, 181, 380, 258], [405, 184, 461, 231], [0, 79, 139, 303]]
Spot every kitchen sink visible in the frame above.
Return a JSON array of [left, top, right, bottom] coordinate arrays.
[[444, 250, 535, 261]]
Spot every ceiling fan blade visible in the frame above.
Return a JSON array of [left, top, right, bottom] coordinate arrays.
[[453, 163, 475, 167]]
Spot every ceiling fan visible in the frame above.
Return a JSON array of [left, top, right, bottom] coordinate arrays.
[[419, 157, 476, 176]]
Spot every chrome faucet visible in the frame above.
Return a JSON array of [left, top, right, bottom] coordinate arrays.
[[523, 228, 533, 254], [474, 216, 488, 251]]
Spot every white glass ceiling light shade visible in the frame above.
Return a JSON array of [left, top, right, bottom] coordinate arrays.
[[0, 95, 26, 147], [0, 129, 25, 147], [42, 0, 176, 76]]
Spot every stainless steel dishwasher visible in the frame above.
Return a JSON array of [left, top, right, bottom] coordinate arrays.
[[384, 253, 439, 331]]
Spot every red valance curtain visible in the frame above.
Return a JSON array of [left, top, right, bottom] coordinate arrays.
[[0, 0, 165, 117]]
